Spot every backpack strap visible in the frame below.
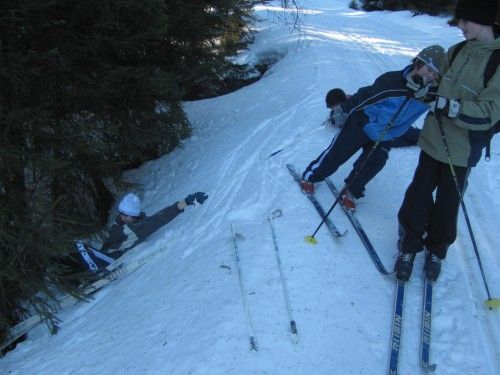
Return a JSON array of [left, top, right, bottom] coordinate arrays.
[[449, 41, 466, 66], [483, 49, 500, 160], [485, 121, 499, 161], [484, 49, 500, 85]]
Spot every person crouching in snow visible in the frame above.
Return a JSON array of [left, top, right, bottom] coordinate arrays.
[[324, 88, 422, 211], [300, 45, 446, 211], [100, 191, 208, 257]]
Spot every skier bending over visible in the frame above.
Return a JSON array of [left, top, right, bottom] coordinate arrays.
[[324, 88, 421, 211], [299, 45, 446, 211]]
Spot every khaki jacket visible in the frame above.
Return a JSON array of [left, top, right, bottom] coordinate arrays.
[[419, 38, 500, 167]]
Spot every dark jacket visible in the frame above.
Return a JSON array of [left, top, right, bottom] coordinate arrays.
[[340, 65, 429, 141], [100, 202, 184, 257]]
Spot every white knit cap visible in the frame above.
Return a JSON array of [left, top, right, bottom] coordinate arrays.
[[118, 193, 141, 217]]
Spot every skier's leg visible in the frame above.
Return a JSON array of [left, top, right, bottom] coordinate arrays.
[[345, 141, 391, 199], [303, 113, 370, 183], [397, 151, 440, 253], [425, 163, 469, 259]]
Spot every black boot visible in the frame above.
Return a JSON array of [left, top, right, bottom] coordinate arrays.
[[394, 252, 416, 281], [424, 251, 441, 281]]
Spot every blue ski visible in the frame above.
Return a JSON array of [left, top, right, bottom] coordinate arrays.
[[420, 278, 436, 371], [389, 280, 405, 375], [286, 164, 346, 238], [325, 179, 391, 275]]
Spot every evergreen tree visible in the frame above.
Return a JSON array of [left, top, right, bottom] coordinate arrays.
[[161, 0, 263, 99], [1, 0, 293, 349], [360, 0, 456, 15]]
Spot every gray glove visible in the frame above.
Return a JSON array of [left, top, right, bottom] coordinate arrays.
[[329, 105, 348, 128], [429, 96, 460, 118], [406, 74, 429, 99]]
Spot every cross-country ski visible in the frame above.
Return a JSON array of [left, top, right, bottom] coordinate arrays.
[[325, 179, 392, 275], [286, 164, 347, 239]]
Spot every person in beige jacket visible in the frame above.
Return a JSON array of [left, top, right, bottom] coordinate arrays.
[[395, 0, 500, 282]]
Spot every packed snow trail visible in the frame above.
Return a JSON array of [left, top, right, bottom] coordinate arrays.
[[1, 2, 498, 374]]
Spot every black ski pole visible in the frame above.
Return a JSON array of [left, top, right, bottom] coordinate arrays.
[[306, 95, 411, 244], [264, 123, 327, 161], [435, 112, 499, 308]]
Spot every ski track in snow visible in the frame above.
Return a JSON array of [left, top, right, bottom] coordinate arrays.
[[2, 2, 498, 375]]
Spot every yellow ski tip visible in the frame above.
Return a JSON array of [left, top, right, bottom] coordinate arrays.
[[305, 235, 317, 245], [485, 298, 500, 309]]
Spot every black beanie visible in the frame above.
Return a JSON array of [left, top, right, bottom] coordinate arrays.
[[325, 88, 347, 109], [455, 0, 498, 26]]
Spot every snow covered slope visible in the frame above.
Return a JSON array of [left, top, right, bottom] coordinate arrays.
[[2, 1, 499, 374]]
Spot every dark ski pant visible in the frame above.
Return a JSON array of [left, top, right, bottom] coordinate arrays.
[[345, 126, 421, 198], [302, 112, 380, 182], [398, 151, 470, 259], [303, 112, 390, 198], [344, 143, 391, 198]]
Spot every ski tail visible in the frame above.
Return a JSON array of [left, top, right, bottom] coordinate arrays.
[[420, 278, 436, 371], [389, 280, 405, 375], [325, 178, 391, 275]]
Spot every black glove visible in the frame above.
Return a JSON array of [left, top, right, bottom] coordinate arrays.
[[429, 96, 460, 118], [185, 192, 208, 206], [406, 74, 429, 99]]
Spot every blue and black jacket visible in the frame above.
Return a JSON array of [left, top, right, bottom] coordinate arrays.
[[340, 65, 429, 141]]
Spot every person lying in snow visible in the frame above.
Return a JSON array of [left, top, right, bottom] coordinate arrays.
[[299, 45, 446, 212], [65, 191, 208, 274], [100, 191, 208, 256], [324, 88, 421, 210]]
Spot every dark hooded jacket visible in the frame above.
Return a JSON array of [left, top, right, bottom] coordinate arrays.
[[100, 202, 184, 257]]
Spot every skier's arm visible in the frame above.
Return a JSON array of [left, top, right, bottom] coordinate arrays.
[[134, 202, 185, 238], [454, 70, 500, 131], [341, 71, 397, 114], [135, 192, 208, 238], [391, 126, 421, 147]]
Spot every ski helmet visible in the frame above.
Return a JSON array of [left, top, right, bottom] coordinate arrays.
[[415, 45, 445, 73]]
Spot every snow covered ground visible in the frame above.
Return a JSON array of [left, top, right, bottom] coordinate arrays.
[[2, 1, 499, 374]]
